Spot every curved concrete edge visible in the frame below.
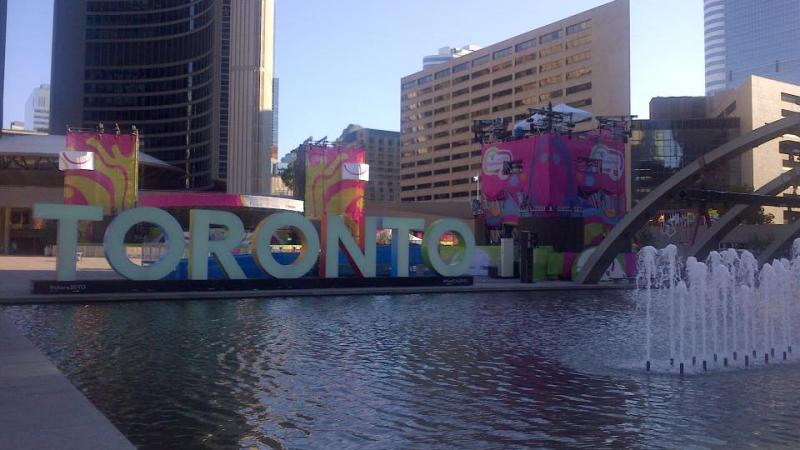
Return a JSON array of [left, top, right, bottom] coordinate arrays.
[[758, 221, 800, 265], [689, 167, 800, 260], [0, 313, 136, 449], [576, 114, 800, 284], [1, 281, 634, 305]]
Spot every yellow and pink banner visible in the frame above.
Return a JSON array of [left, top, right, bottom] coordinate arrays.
[[304, 145, 366, 240], [64, 131, 139, 215]]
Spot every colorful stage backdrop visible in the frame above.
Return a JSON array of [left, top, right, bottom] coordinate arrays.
[[304, 145, 366, 240], [64, 131, 139, 215], [480, 131, 626, 244]]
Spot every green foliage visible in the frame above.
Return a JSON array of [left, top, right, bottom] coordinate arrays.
[[280, 164, 295, 191]]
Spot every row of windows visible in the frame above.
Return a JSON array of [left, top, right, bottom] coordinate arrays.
[[403, 63, 591, 119], [85, 25, 213, 66], [403, 49, 591, 108], [403, 19, 592, 89], [87, 1, 212, 26], [86, 5, 213, 40], [87, 0, 197, 13]]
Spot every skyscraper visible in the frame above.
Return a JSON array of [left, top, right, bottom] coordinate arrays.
[[704, 0, 800, 94], [25, 84, 50, 132], [50, 0, 275, 193]]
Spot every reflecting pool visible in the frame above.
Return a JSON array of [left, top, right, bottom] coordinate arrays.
[[5, 291, 800, 449]]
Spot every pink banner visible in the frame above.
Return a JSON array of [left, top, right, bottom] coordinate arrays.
[[480, 131, 626, 238]]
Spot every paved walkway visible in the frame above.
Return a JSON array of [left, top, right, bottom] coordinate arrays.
[[0, 256, 634, 304], [0, 313, 135, 449]]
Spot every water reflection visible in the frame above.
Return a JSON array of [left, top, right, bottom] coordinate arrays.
[[5, 291, 800, 449]]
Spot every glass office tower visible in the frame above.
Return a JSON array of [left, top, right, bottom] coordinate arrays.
[[705, 0, 800, 94]]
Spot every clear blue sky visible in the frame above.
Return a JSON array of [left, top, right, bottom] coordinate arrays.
[[3, 0, 704, 156]]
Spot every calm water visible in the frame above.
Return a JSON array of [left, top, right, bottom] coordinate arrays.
[[5, 291, 800, 449]]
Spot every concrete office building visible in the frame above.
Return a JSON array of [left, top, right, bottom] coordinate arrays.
[[24, 84, 50, 132], [50, 0, 275, 194], [336, 124, 402, 201], [399, 0, 630, 202], [704, 0, 800, 94], [708, 75, 800, 219]]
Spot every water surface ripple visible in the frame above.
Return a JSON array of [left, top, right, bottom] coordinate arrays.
[[5, 291, 800, 449]]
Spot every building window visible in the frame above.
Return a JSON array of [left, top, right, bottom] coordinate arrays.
[[417, 183, 432, 189], [472, 68, 490, 79], [539, 89, 563, 102], [493, 103, 512, 113], [470, 109, 490, 118], [566, 50, 591, 65], [566, 35, 591, 49], [782, 93, 800, 105], [472, 95, 490, 105], [515, 38, 537, 52], [452, 178, 469, 186], [540, 59, 564, 72], [472, 54, 491, 66], [452, 165, 469, 172], [434, 81, 450, 91], [539, 43, 564, 58], [453, 100, 470, 110], [402, 80, 416, 90], [472, 81, 490, 92], [433, 180, 450, 188], [539, 30, 562, 44], [515, 67, 537, 80], [493, 89, 512, 99], [433, 143, 450, 151], [434, 168, 450, 175], [435, 68, 451, 79], [434, 193, 450, 200], [418, 75, 433, 86], [515, 96, 537, 108], [566, 66, 592, 80], [515, 53, 537, 65], [453, 87, 470, 97], [453, 74, 470, 85], [417, 195, 432, 201], [568, 98, 592, 108], [565, 82, 592, 95], [492, 74, 513, 86], [516, 81, 538, 94], [493, 47, 513, 60], [492, 60, 513, 73], [539, 74, 563, 88], [566, 19, 591, 35], [453, 61, 470, 73]]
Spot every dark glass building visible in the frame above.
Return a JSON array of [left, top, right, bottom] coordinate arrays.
[[630, 118, 741, 203], [50, 0, 275, 192]]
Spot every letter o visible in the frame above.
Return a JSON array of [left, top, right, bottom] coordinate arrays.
[[422, 219, 476, 277], [104, 207, 186, 280], [252, 212, 320, 278]]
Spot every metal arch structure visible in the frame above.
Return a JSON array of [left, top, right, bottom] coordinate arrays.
[[575, 113, 800, 284], [758, 221, 800, 265], [688, 167, 800, 260]]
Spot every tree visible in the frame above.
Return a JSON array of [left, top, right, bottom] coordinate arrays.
[[280, 163, 295, 192]]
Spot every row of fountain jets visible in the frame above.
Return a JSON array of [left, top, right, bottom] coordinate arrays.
[[636, 239, 800, 374]]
